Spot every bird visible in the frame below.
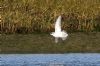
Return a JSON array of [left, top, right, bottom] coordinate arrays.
[[50, 15, 68, 43]]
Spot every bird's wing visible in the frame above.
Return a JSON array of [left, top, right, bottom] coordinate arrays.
[[55, 16, 62, 32]]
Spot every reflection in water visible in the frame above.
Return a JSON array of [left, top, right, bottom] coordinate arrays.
[[0, 54, 100, 66]]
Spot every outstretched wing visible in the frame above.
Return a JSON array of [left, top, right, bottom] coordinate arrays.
[[55, 16, 62, 32]]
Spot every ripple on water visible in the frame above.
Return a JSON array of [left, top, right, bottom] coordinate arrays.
[[0, 53, 100, 66]]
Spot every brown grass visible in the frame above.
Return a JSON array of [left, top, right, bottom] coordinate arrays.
[[1, 0, 100, 33]]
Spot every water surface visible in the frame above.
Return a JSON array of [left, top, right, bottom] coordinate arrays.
[[0, 53, 100, 66]]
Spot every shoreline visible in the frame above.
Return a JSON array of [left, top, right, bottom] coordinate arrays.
[[0, 32, 100, 53]]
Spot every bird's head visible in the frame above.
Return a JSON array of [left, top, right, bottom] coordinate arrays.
[[50, 32, 55, 36]]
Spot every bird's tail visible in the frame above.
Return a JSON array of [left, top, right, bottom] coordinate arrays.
[[61, 37, 67, 40]]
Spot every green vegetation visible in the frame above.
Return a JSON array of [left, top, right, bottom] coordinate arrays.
[[0, 0, 100, 33], [0, 32, 100, 53]]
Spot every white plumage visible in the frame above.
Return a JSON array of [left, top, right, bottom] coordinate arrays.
[[50, 15, 68, 43]]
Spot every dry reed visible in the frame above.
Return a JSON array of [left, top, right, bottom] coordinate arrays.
[[1, 0, 100, 33]]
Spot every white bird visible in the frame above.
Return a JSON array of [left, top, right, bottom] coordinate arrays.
[[50, 15, 68, 43]]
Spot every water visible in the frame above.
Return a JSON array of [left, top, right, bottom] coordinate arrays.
[[0, 53, 100, 66]]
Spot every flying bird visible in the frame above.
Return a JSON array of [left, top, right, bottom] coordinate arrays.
[[50, 15, 68, 43]]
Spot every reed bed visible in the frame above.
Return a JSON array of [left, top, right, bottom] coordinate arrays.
[[1, 0, 100, 33]]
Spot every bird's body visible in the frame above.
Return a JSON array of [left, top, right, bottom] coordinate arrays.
[[50, 16, 68, 43]]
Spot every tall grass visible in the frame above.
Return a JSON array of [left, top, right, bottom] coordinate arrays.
[[1, 0, 100, 33]]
